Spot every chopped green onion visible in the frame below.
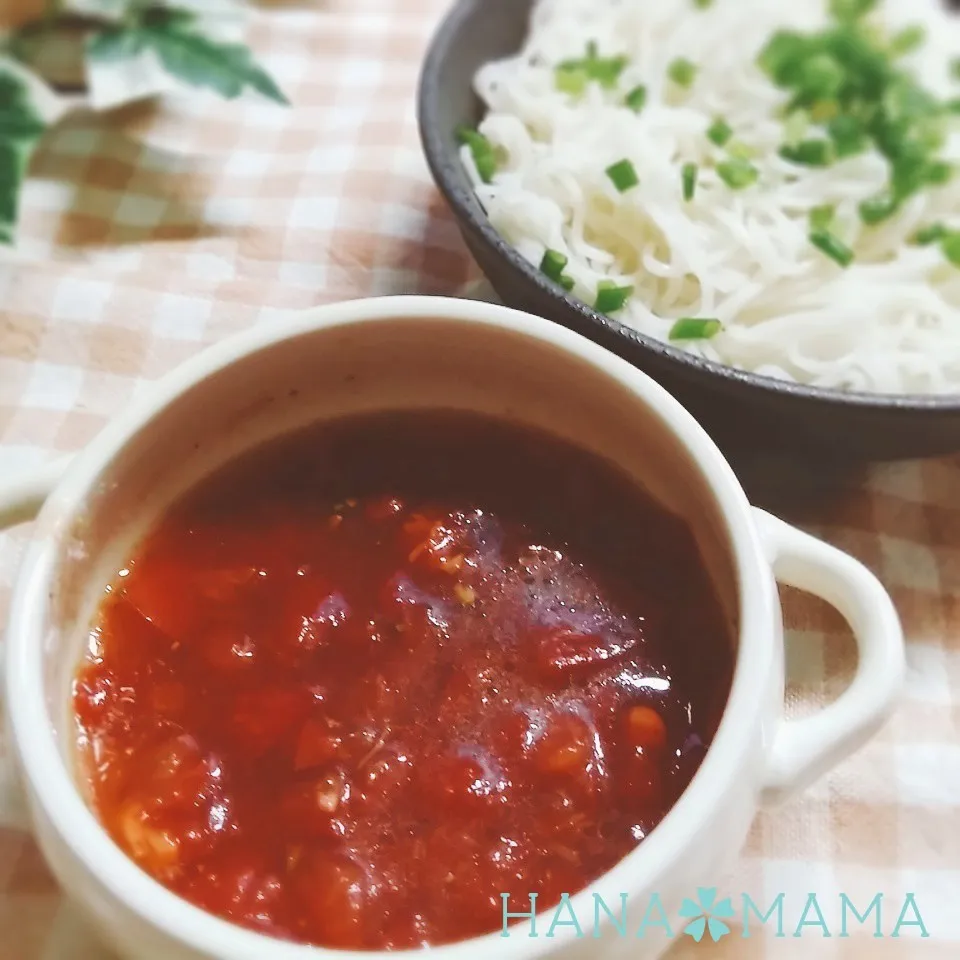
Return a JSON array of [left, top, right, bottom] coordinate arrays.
[[911, 223, 947, 245], [727, 141, 756, 160], [779, 139, 834, 167], [682, 162, 697, 201], [829, 0, 878, 22], [692, 0, 713, 8], [889, 26, 925, 58], [925, 161, 953, 186], [942, 233, 960, 267], [827, 114, 867, 158], [808, 99, 840, 123], [592, 59, 628, 89], [795, 54, 845, 103], [882, 79, 941, 125], [717, 157, 759, 189], [783, 109, 809, 146], [669, 317, 723, 340], [456, 127, 498, 184], [606, 158, 640, 192], [667, 57, 697, 89], [555, 66, 589, 96], [540, 249, 575, 291], [917, 116, 948, 154], [890, 155, 928, 202], [757, 3, 953, 255], [758, 30, 809, 85], [809, 204, 835, 231], [540, 249, 569, 280], [625, 85, 647, 112], [706, 117, 732, 147], [557, 44, 628, 92], [859, 193, 899, 224], [594, 280, 633, 313], [810, 230, 854, 267]]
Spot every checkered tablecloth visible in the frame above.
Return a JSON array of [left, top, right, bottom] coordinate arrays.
[[1, 1, 958, 957]]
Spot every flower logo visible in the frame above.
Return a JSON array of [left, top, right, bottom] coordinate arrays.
[[679, 887, 735, 942]]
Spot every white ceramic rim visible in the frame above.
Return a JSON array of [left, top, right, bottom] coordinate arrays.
[[5, 295, 777, 960]]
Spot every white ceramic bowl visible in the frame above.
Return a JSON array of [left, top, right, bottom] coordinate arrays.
[[1, 296, 904, 960]]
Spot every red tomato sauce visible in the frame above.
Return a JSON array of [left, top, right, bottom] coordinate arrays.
[[73, 411, 734, 949]]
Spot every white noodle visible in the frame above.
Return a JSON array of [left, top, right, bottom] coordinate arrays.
[[462, 0, 960, 394]]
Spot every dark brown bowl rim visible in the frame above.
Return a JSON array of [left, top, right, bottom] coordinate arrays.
[[417, 0, 960, 415]]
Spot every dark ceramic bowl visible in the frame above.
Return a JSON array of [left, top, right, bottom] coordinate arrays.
[[417, 0, 960, 462]]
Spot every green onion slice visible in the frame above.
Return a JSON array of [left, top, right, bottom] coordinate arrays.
[[758, 30, 809, 85], [809, 204, 835, 231], [556, 43, 628, 92], [779, 139, 834, 167], [706, 117, 733, 147], [717, 157, 759, 189], [827, 114, 867, 158], [727, 141, 756, 161], [682, 162, 697, 201], [540, 249, 575, 291], [606, 159, 640, 192], [625, 85, 647, 112], [594, 280, 633, 313], [890, 26, 925, 58], [859, 193, 899, 225], [925, 161, 953, 187], [669, 317, 722, 340], [829, 0, 878, 22], [943, 232, 960, 267], [783, 109, 809, 146], [555, 66, 589, 96], [456, 127, 498, 184], [810, 230, 854, 267], [795, 54, 845, 104], [912, 223, 947, 245], [540, 249, 568, 280], [667, 57, 697, 88]]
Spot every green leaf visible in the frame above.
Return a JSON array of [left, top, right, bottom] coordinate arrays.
[[87, 12, 289, 106], [0, 72, 34, 111], [0, 142, 25, 227], [155, 33, 288, 104], [86, 27, 147, 63], [140, 5, 199, 31], [0, 105, 47, 141], [0, 138, 44, 243], [0, 67, 49, 244]]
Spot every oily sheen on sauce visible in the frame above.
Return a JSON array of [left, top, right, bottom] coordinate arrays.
[[73, 411, 734, 950]]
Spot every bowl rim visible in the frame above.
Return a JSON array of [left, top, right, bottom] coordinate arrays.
[[7, 295, 779, 960], [416, 0, 960, 415]]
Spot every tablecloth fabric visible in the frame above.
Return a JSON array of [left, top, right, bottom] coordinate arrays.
[[1, 1, 958, 957]]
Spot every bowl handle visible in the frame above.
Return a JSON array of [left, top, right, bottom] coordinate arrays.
[[752, 508, 905, 805], [0, 455, 72, 829], [0, 456, 72, 531]]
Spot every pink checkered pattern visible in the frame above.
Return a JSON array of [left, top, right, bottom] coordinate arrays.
[[1, 1, 958, 957]]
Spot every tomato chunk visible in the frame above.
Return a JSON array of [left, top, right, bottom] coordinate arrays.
[[231, 687, 309, 756], [623, 704, 668, 753], [290, 852, 370, 947], [535, 628, 638, 681]]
